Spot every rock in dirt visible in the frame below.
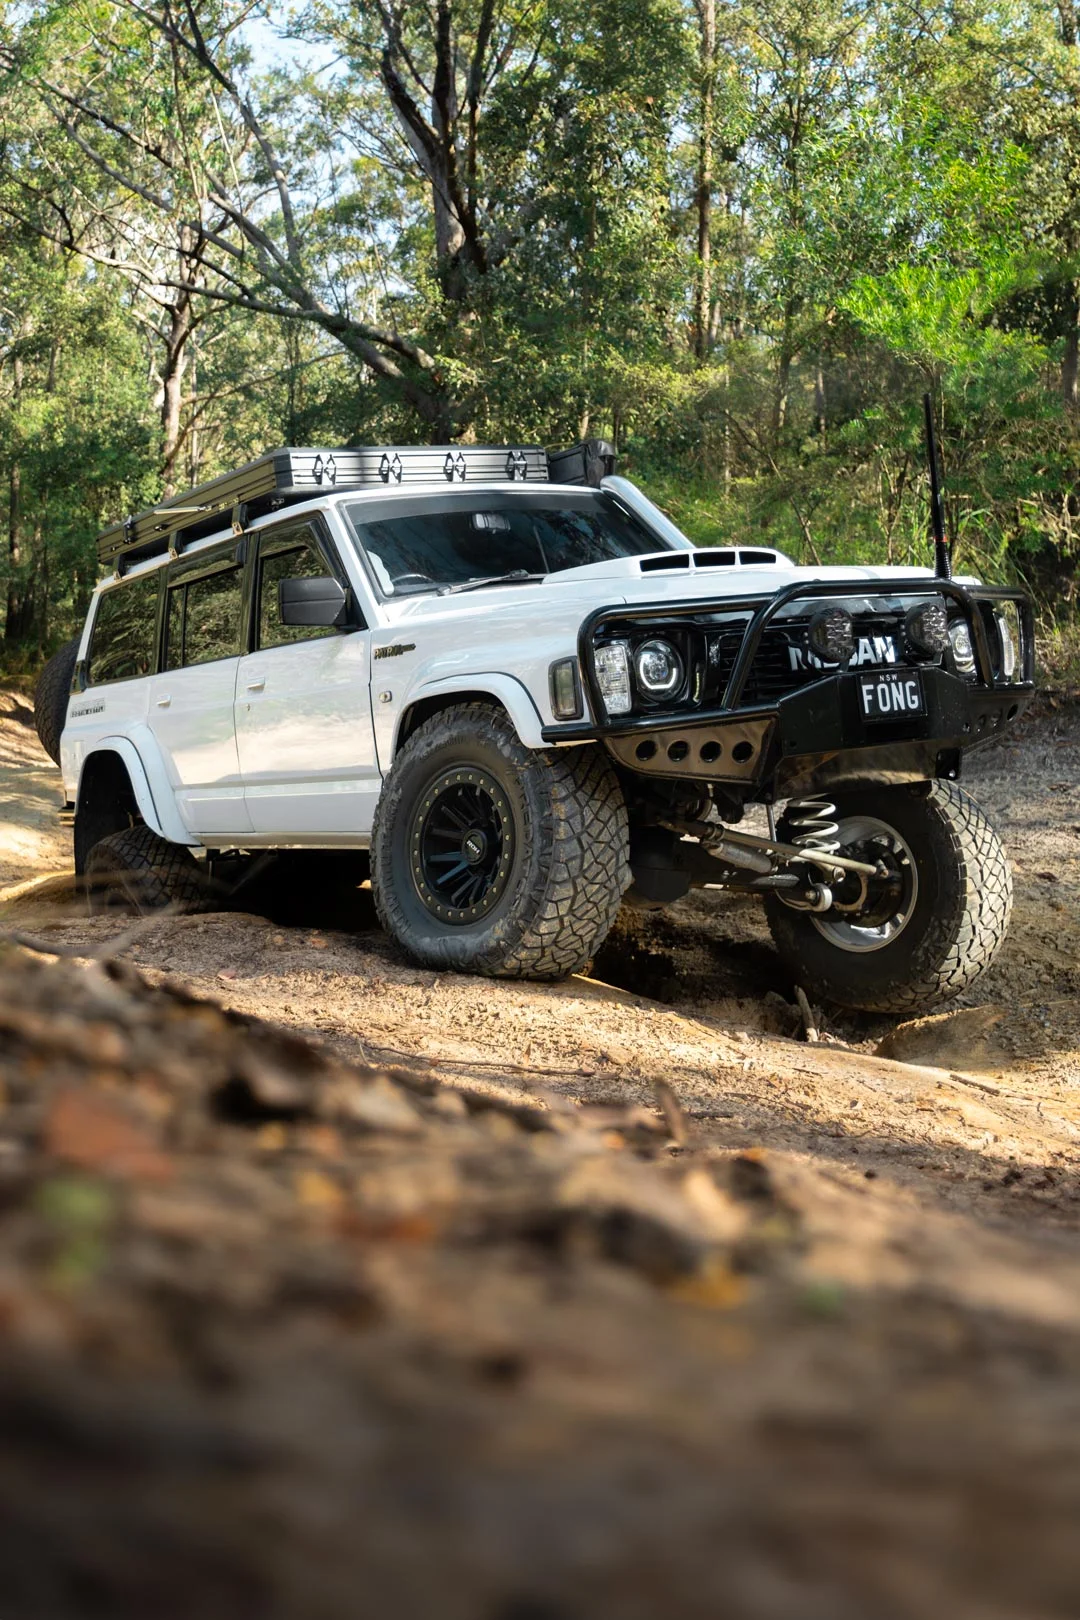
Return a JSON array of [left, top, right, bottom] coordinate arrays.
[[874, 1003, 1008, 1072]]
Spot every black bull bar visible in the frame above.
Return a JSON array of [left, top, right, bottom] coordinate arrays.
[[542, 577, 1035, 798]]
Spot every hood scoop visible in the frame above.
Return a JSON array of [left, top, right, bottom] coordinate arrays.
[[638, 547, 788, 574]]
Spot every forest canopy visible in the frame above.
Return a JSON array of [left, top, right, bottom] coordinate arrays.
[[0, 0, 1079, 658]]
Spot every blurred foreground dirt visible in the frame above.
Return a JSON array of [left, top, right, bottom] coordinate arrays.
[[1, 946, 1080, 1620], [3, 692, 1080, 1617]]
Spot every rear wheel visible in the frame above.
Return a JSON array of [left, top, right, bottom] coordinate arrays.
[[33, 639, 79, 765], [371, 703, 630, 978], [764, 782, 1011, 1014], [85, 825, 208, 916]]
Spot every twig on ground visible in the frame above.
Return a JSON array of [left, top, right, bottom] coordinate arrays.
[[653, 1078, 688, 1146], [795, 986, 820, 1043], [1, 904, 185, 963], [945, 1071, 1003, 1097]]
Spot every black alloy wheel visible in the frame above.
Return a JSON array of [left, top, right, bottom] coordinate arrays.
[[371, 701, 630, 979], [411, 767, 514, 924]]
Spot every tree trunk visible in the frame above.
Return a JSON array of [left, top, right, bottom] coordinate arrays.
[[160, 291, 193, 497], [814, 363, 827, 440], [186, 345, 200, 488], [160, 227, 201, 497], [1060, 9, 1080, 403], [4, 354, 33, 649], [772, 303, 796, 445], [693, 0, 717, 361], [1063, 305, 1079, 408]]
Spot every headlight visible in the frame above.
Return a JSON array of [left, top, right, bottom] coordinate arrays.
[[594, 641, 632, 715], [633, 639, 684, 697], [949, 619, 977, 677], [996, 605, 1018, 680], [808, 606, 854, 664], [905, 600, 949, 657]]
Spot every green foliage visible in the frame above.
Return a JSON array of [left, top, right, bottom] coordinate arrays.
[[1, 0, 1080, 659]]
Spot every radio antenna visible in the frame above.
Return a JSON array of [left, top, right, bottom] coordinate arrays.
[[923, 390, 951, 580]]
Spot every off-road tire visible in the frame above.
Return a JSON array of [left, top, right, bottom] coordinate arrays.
[[33, 639, 79, 765], [765, 782, 1011, 1015], [371, 703, 630, 978], [84, 825, 208, 916]]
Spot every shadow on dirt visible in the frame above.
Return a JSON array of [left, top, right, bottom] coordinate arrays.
[[213, 850, 790, 1011], [592, 905, 790, 1007], [217, 851, 379, 933]]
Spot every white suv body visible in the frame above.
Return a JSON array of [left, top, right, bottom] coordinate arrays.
[[55, 443, 1034, 1014]]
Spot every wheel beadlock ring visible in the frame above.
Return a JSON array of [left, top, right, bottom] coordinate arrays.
[[409, 767, 515, 926]]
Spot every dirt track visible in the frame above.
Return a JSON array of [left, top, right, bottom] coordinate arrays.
[[3, 693, 1080, 1616], [5, 690, 1079, 1234], [0, 690, 68, 889]]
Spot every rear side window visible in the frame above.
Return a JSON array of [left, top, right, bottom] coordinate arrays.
[[88, 573, 160, 685], [165, 559, 243, 669]]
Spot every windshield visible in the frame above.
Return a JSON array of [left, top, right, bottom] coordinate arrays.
[[343, 490, 674, 596]]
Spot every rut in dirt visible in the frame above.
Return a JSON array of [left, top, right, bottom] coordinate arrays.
[[212, 848, 790, 1008]]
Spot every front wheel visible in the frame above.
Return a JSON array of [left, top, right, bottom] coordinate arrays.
[[371, 703, 630, 978], [765, 782, 1012, 1014]]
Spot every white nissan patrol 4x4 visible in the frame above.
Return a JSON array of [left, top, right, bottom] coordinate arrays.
[[35, 436, 1034, 1013]]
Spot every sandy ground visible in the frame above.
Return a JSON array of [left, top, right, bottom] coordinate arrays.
[[0, 691, 67, 888], [4, 693, 1080, 1614], [4, 691, 1080, 1284]]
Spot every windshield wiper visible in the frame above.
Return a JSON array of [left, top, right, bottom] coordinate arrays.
[[440, 570, 545, 595]]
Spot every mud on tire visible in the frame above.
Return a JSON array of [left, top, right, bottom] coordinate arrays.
[[85, 824, 208, 916], [371, 702, 630, 978], [33, 639, 79, 765], [765, 782, 1012, 1015]]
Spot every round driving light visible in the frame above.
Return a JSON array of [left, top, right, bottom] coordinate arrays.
[[808, 606, 854, 664], [949, 619, 976, 677], [905, 600, 949, 656], [634, 639, 683, 696]]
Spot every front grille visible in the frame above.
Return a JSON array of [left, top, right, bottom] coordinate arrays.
[[704, 611, 908, 706]]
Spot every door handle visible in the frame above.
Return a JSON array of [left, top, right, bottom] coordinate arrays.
[[246, 679, 265, 693], [156, 696, 171, 708]]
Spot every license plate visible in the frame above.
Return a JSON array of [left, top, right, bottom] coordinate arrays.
[[857, 670, 925, 720]]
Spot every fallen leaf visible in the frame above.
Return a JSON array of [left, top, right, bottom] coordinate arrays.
[[295, 1169, 345, 1212], [45, 1088, 172, 1182]]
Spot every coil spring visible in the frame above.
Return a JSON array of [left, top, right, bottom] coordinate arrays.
[[786, 796, 840, 857]]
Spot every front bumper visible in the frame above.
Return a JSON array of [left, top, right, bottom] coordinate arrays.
[[541, 576, 1035, 797]]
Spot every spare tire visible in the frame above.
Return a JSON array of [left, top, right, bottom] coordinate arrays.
[[33, 639, 79, 765]]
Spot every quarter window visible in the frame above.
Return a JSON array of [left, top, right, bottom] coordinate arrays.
[[258, 530, 341, 649], [165, 560, 243, 669], [88, 573, 160, 685]]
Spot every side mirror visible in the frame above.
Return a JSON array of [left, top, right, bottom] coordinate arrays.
[[279, 575, 348, 628]]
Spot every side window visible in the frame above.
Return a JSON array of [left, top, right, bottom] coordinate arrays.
[[165, 583, 185, 672], [88, 572, 160, 686], [258, 528, 342, 650], [164, 561, 243, 669]]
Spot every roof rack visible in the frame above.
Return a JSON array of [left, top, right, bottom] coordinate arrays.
[[96, 439, 617, 569]]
